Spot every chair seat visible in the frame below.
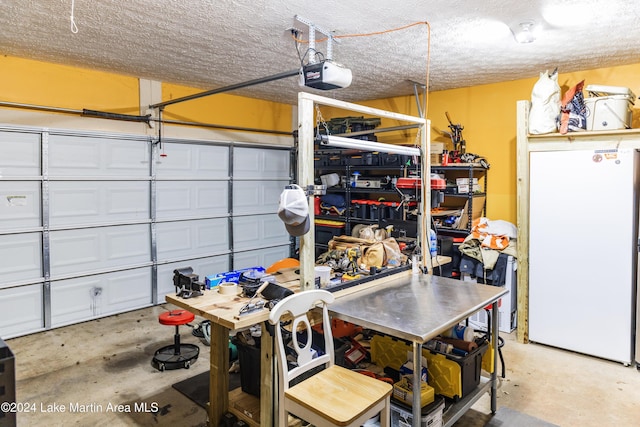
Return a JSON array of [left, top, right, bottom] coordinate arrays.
[[159, 309, 195, 326], [285, 365, 392, 426]]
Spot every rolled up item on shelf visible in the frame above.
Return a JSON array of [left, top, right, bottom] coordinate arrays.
[[437, 336, 478, 353]]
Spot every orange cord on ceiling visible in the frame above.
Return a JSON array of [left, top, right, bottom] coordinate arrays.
[[292, 21, 431, 117]]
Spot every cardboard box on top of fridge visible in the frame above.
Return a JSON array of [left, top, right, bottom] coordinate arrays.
[[584, 84, 636, 131]]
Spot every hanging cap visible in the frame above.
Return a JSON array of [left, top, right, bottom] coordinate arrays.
[[277, 184, 310, 237]]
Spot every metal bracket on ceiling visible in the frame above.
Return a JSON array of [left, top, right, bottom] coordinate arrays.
[[294, 15, 339, 63]]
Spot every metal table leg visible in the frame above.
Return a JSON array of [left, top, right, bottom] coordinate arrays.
[[491, 300, 499, 414]]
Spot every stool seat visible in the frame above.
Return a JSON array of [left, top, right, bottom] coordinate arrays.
[[159, 309, 195, 326]]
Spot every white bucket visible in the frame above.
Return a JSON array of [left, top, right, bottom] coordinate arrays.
[[314, 265, 331, 288], [584, 94, 634, 130]]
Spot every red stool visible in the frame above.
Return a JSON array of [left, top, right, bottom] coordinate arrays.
[[152, 310, 199, 371]]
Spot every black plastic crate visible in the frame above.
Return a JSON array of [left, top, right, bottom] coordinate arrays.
[[380, 153, 413, 166], [453, 338, 488, 399], [368, 201, 382, 220], [351, 200, 369, 219], [380, 201, 402, 221], [426, 337, 488, 400], [315, 223, 345, 246], [314, 153, 329, 167], [0, 338, 16, 427]]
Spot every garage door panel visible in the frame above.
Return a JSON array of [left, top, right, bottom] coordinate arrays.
[[233, 246, 291, 271], [264, 216, 289, 240], [0, 232, 42, 285], [0, 284, 44, 338], [50, 181, 150, 226], [49, 225, 151, 276], [106, 268, 151, 308], [156, 218, 228, 260], [157, 256, 229, 298], [50, 268, 151, 326], [233, 147, 290, 179], [1, 125, 293, 337], [156, 143, 228, 179], [233, 215, 289, 250], [0, 131, 41, 176], [233, 180, 287, 215], [156, 180, 228, 220], [48, 135, 149, 177], [0, 181, 41, 230]]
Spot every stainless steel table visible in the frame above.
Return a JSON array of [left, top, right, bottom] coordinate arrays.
[[328, 272, 507, 427]]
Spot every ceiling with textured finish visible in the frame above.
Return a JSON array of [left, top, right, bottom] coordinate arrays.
[[1, 1, 639, 105]]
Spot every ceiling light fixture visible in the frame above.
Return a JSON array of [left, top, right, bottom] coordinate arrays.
[[513, 21, 537, 44]]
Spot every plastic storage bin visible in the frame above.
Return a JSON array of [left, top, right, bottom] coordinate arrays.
[[391, 395, 445, 427], [584, 85, 635, 130], [368, 200, 382, 220], [315, 219, 345, 245], [424, 337, 489, 401], [382, 201, 402, 220], [351, 199, 369, 219]]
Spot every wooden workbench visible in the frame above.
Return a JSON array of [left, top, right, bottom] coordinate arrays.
[[165, 259, 453, 426], [166, 280, 294, 426]]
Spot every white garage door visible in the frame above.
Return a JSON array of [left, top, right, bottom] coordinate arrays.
[[0, 126, 293, 338]]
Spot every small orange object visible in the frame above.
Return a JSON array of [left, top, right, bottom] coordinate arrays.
[[266, 257, 300, 274]]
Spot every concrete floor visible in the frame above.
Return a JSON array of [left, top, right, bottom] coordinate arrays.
[[6, 304, 640, 427]]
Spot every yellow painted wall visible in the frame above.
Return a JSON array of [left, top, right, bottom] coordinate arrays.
[[0, 55, 293, 133], [362, 63, 640, 225], [0, 55, 139, 113], [161, 83, 292, 132]]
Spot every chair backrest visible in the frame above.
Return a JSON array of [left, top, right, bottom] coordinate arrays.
[[268, 289, 336, 391]]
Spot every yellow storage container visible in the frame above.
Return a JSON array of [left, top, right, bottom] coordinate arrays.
[[370, 334, 411, 370], [482, 341, 495, 374], [392, 376, 435, 407], [423, 351, 461, 399]]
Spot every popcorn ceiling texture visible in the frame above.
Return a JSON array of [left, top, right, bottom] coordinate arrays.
[[1, 0, 639, 105]]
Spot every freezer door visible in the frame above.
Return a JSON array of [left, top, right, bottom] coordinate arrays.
[[529, 148, 637, 364]]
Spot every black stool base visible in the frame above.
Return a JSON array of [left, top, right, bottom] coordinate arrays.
[[152, 344, 199, 371]]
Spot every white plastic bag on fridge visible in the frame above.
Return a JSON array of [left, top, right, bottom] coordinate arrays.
[[528, 69, 560, 134]]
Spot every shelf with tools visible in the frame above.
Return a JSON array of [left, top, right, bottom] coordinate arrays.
[[313, 149, 422, 256], [430, 164, 489, 237]]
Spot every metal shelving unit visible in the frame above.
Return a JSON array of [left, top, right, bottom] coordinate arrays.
[[314, 153, 421, 253], [431, 164, 489, 237]]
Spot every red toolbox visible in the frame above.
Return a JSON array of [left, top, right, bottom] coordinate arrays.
[[396, 177, 421, 189]]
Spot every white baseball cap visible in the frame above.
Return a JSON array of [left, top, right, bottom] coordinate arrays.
[[277, 184, 310, 237]]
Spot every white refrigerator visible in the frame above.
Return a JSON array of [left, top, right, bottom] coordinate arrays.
[[528, 148, 638, 364]]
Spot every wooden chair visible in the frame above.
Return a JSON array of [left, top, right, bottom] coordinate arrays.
[[268, 290, 392, 427]]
